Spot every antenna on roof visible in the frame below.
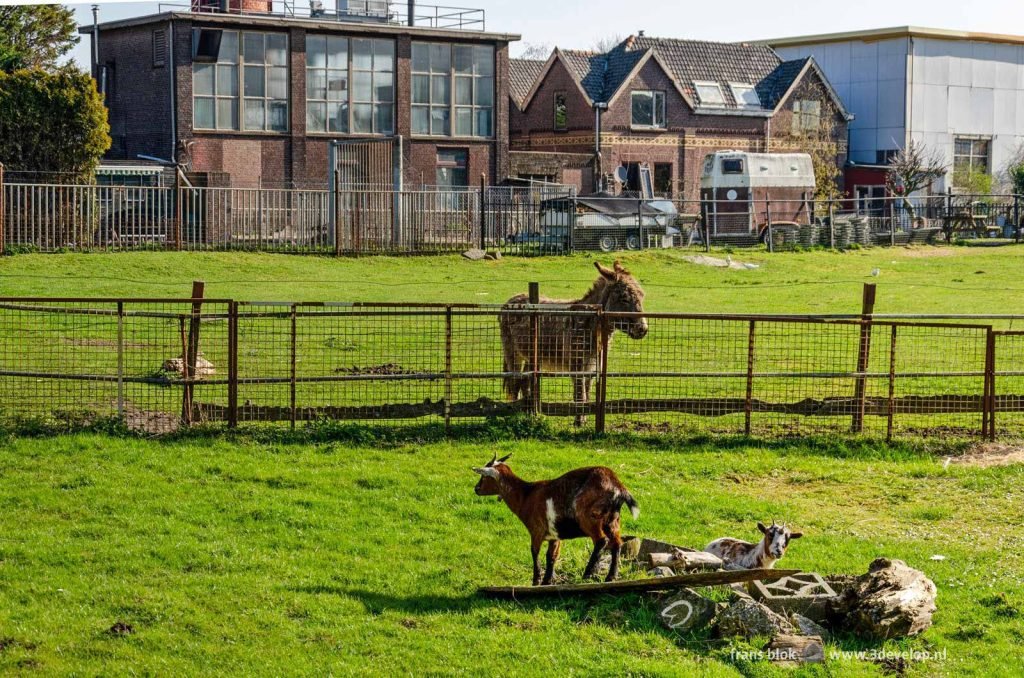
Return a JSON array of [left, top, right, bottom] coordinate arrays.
[[638, 30, 645, 37]]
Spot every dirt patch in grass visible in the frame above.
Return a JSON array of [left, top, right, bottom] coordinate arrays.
[[898, 246, 963, 258], [63, 337, 155, 348], [121, 402, 181, 435], [951, 442, 1024, 467]]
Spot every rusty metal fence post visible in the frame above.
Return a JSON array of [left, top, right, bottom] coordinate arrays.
[[0, 162, 5, 254], [983, 328, 996, 440], [228, 300, 239, 428], [290, 304, 297, 430], [529, 282, 540, 416], [852, 283, 876, 433], [181, 280, 205, 426], [117, 301, 125, 420], [444, 305, 453, 435], [744, 319, 756, 435]]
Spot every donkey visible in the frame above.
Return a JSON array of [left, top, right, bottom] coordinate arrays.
[[499, 261, 648, 424], [472, 453, 639, 585]]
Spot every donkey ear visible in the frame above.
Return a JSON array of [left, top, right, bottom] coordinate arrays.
[[594, 261, 616, 279], [789, 532, 803, 539], [757, 521, 768, 534], [613, 260, 626, 273]]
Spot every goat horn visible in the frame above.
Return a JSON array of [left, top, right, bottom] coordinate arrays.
[[488, 453, 497, 465], [498, 453, 512, 463]]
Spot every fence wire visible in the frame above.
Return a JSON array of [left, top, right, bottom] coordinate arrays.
[[1, 298, 1022, 441]]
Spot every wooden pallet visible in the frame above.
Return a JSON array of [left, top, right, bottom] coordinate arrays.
[[479, 568, 800, 599]]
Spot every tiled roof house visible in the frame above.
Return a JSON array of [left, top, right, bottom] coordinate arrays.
[[509, 35, 850, 200]]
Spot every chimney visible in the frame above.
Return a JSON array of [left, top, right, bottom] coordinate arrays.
[[408, 0, 415, 26]]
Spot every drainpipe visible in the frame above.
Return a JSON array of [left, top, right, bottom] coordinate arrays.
[[765, 117, 771, 152], [408, 0, 415, 26], [169, 20, 177, 165], [593, 101, 608, 192]]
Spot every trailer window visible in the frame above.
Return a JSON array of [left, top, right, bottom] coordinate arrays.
[[721, 159, 743, 174]]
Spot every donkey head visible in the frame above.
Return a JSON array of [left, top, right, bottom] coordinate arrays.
[[595, 261, 648, 339], [757, 519, 803, 560], [472, 453, 512, 496]]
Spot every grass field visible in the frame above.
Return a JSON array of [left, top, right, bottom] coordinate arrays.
[[0, 432, 1022, 676], [1, 247, 1023, 675]]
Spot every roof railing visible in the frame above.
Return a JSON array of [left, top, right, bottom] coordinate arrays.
[[156, 0, 486, 31]]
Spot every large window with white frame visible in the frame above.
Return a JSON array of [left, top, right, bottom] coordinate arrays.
[[411, 42, 494, 138], [631, 90, 665, 128], [306, 36, 394, 135], [193, 30, 288, 132], [953, 137, 990, 188]]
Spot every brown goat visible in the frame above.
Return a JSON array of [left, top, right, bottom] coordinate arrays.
[[473, 454, 639, 586]]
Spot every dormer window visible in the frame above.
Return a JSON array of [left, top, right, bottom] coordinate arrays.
[[631, 90, 665, 128], [729, 83, 761, 109], [694, 81, 725, 106]]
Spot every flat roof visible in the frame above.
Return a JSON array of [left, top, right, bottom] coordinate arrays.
[[80, 11, 519, 42], [760, 25, 1024, 48]]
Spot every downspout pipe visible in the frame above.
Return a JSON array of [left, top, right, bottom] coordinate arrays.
[[92, 5, 100, 88], [593, 101, 608, 192]]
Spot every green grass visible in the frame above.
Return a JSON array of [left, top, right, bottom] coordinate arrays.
[[0, 245, 1022, 316], [0, 433, 1021, 676]]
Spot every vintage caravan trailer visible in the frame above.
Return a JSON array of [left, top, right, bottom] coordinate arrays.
[[700, 151, 816, 237]]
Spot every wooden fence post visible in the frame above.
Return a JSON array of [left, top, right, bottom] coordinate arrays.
[[117, 301, 125, 421], [851, 283, 876, 433], [886, 324, 897, 441], [290, 303, 297, 430], [744, 319, 756, 435], [228, 300, 238, 428], [984, 329, 996, 441], [444, 305, 453, 436], [0, 162, 5, 255], [529, 282, 540, 416], [595, 311, 609, 435], [181, 280, 205, 426]]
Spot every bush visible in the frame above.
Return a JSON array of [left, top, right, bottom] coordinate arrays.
[[0, 67, 110, 181]]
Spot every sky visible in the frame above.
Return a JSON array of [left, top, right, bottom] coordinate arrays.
[[24, 0, 1024, 70]]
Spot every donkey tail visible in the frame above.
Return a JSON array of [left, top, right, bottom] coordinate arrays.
[[619, 490, 640, 520]]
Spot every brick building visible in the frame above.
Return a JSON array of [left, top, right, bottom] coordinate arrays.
[[509, 35, 852, 201], [83, 1, 518, 188]]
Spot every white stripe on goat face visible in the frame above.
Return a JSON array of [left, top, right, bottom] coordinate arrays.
[[545, 498, 558, 540], [767, 528, 788, 559]]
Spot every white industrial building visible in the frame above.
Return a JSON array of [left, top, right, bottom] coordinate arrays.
[[766, 26, 1024, 193]]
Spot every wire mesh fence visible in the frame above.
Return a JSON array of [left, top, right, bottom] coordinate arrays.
[[3, 296, 1024, 441]]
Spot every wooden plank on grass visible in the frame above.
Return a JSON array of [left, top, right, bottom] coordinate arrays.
[[478, 568, 800, 599]]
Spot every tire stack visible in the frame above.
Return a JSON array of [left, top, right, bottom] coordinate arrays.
[[798, 222, 819, 248], [833, 218, 852, 249], [849, 216, 872, 246]]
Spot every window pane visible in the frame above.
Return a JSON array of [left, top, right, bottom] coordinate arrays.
[[374, 77, 393, 103], [412, 106, 430, 134], [352, 103, 373, 133], [455, 76, 472, 105], [455, 107, 472, 136], [328, 36, 348, 69], [307, 102, 326, 132], [329, 102, 348, 133], [194, 63, 214, 95], [374, 40, 394, 72], [632, 91, 652, 125], [474, 76, 493, 106], [243, 32, 265, 63], [431, 106, 450, 136], [244, 99, 265, 129], [430, 44, 450, 73], [217, 65, 237, 96], [654, 91, 665, 126], [244, 65, 265, 97], [217, 98, 238, 130], [375, 103, 393, 134], [554, 93, 567, 129], [454, 45, 473, 74], [307, 35, 327, 69], [475, 108, 492, 137], [268, 67, 287, 99], [219, 31, 238, 63], [352, 39, 373, 70], [474, 46, 494, 76], [194, 96, 215, 128], [327, 70, 347, 100], [954, 139, 971, 155], [266, 33, 287, 65], [412, 74, 430, 104], [268, 101, 287, 131], [412, 43, 430, 72], [307, 70, 327, 99], [431, 75, 450, 105], [352, 71, 372, 102]]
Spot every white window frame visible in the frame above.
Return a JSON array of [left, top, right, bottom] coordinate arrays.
[[694, 81, 725, 107], [728, 82, 760, 109], [953, 136, 991, 188], [412, 42, 494, 139], [630, 90, 666, 129]]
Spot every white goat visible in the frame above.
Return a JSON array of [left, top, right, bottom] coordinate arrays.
[[704, 520, 803, 570]]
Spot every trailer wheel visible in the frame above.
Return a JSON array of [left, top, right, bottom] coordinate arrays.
[[598, 234, 617, 252], [625, 234, 641, 250]]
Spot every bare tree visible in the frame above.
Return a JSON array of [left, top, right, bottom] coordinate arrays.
[[886, 141, 947, 220], [998, 141, 1024, 195], [592, 34, 624, 53], [516, 42, 551, 60]]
